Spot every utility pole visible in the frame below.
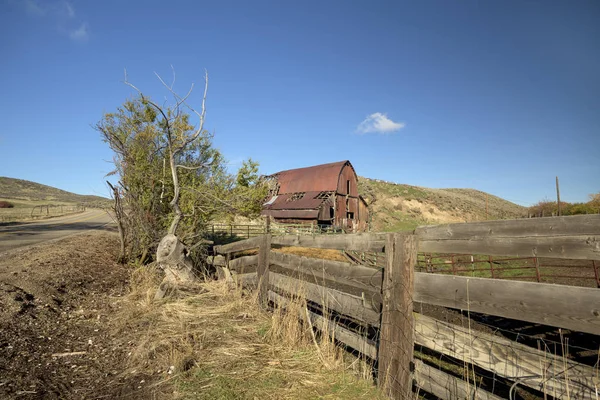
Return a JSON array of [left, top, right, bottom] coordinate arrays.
[[556, 176, 561, 216]]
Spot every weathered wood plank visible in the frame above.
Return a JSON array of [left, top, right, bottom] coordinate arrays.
[[228, 254, 258, 272], [270, 251, 382, 282], [271, 233, 387, 252], [414, 359, 503, 400], [416, 215, 600, 239], [269, 251, 381, 302], [233, 272, 257, 288], [414, 313, 599, 399], [214, 236, 263, 254], [416, 215, 600, 260], [418, 235, 600, 260], [269, 264, 382, 312], [206, 255, 226, 267], [268, 264, 382, 314], [378, 233, 417, 399], [257, 234, 271, 306], [414, 272, 600, 335], [269, 272, 380, 326], [268, 290, 377, 358]]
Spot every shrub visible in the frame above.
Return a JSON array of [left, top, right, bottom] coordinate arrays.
[[0, 201, 14, 208]]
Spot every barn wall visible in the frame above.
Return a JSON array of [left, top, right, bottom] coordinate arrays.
[[336, 164, 359, 197]]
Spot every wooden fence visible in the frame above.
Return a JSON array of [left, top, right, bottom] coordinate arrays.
[[209, 214, 600, 399], [0, 204, 85, 223], [208, 221, 345, 239]]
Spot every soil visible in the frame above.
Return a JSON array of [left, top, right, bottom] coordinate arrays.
[[0, 231, 156, 400]]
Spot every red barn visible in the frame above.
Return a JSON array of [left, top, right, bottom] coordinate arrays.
[[261, 160, 369, 232]]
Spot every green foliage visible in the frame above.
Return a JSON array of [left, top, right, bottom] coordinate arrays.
[[232, 159, 268, 218], [528, 193, 600, 217], [97, 95, 267, 263]]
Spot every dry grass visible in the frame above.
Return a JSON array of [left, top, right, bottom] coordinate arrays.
[[111, 266, 384, 399], [273, 246, 348, 262]]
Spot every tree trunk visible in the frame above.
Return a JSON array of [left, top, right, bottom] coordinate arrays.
[[154, 234, 196, 299], [107, 181, 127, 263]]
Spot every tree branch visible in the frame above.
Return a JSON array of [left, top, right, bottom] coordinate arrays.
[[175, 162, 211, 171]]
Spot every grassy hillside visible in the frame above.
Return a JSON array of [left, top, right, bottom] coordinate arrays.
[[0, 177, 110, 207], [358, 177, 526, 232]]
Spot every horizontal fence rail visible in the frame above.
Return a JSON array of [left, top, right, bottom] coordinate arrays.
[[208, 214, 600, 400], [416, 214, 600, 260]]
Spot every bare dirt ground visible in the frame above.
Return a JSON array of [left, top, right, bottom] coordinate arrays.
[[0, 231, 157, 399], [1, 233, 384, 400]]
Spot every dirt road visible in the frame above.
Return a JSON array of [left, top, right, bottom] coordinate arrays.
[[0, 210, 113, 253]]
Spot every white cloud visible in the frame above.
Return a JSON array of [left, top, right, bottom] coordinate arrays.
[[20, 0, 89, 42], [356, 112, 405, 134], [69, 23, 89, 41], [63, 1, 75, 18]]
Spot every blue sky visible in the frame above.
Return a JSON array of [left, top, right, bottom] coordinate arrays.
[[1, 0, 598, 206]]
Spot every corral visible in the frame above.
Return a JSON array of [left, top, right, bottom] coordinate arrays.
[[210, 214, 600, 399]]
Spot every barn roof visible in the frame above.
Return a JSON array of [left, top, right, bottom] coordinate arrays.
[[267, 160, 354, 194], [265, 191, 324, 210]]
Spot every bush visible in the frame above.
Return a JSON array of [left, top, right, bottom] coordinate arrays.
[[0, 201, 14, 208]]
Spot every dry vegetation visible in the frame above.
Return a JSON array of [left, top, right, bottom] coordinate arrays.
[[0, 231, 383, 399], [0, 177, 109, 205], [0, 177, 111, 223], [119, 269, 383, 399], [359, 177, 526, 231]]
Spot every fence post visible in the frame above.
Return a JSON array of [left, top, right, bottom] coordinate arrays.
[[533, 257, 542, 283], [592, 260, 600, 288], [378, 233, 417, 399], [257, 233, 272, 307], [488, 255, 495, 279]]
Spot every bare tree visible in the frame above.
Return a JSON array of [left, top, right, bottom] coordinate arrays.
[[106, 181, 127, 263], [97, 68, 267, 298], [123, 68, 213, 298]]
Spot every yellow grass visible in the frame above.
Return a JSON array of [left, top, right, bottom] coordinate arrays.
[[273, 246, 348, 262], [111, 266, 385, 399]]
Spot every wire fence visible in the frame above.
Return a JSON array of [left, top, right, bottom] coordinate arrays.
[[0, 204, 85, 223], [345, 250, 600, 288]]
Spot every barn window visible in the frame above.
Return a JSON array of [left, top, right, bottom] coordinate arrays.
[[315, 191, 333, 199], [346, 180, 350, 194], [287, 192, 305, 201], [347, 212, 354, 220], [330, 207, 334, 219]]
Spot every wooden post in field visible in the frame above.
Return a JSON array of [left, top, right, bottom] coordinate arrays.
[[556, 176, 561, 216], [257, 233, 272, 307], [378, 233, 417, 399]]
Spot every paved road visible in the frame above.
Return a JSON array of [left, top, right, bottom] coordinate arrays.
[[0, 209, 114, 253]]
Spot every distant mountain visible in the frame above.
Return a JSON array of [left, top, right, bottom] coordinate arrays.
[[358, 177, 527, 232], [0, 177, 110, 206]]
